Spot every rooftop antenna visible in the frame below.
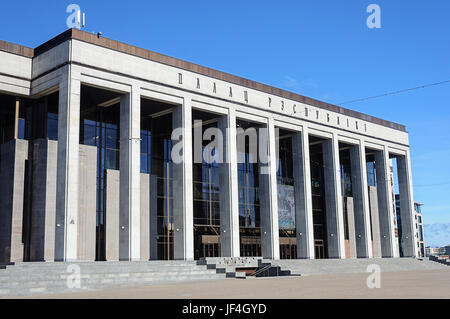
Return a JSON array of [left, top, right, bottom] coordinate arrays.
[[77, 10, 80, 29], [76, 9, 85, 30]]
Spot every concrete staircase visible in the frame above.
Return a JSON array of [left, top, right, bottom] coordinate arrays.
[[197, 257, 293, 279], [271, 257, 450, 275], [429, 255, 450, 266], [0, 261, 226, 297]]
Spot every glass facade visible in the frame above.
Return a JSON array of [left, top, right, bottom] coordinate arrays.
[[339, 148, 352, 244], [0, 93, 58, 145], [277, 134, 297, 259], [310, 143, 327, 259], [192, 121, 221, 259], [141, 112, 174, 260], [237, 122, 262, 257], [80, 103, 120, 261], [366, 153, 377, 241], [339, 149, 352, 198], [366, 161, 377, 187]]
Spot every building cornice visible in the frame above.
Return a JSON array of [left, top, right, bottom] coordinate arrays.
[[1, 28, 406, 132]]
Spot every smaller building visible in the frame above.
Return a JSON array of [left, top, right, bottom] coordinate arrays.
[[426, 246, 446, 256], [414, 202, 425, 257], [445, 245, 450, 255], [396, 197, 425, 257]]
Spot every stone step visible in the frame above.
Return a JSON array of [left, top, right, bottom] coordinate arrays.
[[1, 265, 207, 274], [0, 261, 229, 297], [2, 265, 204, 271], [201, 258, 293, 279], [0, 274, 226, 297], [8, 261, 198, 269], [0, 272, 225, 289], [0, 269, 219, 283], [271, 257, 448, 275]]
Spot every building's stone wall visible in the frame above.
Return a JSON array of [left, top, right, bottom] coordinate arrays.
[[106, 169, 153, 261], [0, 139, 28, 263], [369, 186, 382, 258], [29, 139, 57, 262], [77, 144, 97, 261], [27, 140, 96, 262]]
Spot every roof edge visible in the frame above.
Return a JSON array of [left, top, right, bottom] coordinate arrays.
[[0, 40, 34, 58], [2, 29, 407, 132]]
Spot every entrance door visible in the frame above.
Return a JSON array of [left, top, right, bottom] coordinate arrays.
[[157, 161, 174, 260], [314, 239, 325, 259], [193, 140, 221, 259], [240, 236, 262, 257], [280, 238, 297, 259]]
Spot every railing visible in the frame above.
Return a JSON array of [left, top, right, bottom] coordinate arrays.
[[247, 264, 273, 277]]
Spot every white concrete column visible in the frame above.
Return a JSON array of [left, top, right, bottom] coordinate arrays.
[[258, 119, 280, 259], [55, 68, 80, 262], [292, 128, 315, 259], [374, 146, 397, 257], [368, 186, 382, 257], [349, 141, 373, 258], [149, 174, 158, 260], [268, 119, 280, 260], [322, 133, 346, 259], [0, 139, 28, 263], [119, 85, 141, 261], [172, 98, 194, 260], [346, 197, 357, 258], [218, 109, 240, 257], [140, 173, 150, 261], [105, 169, 120, 261], [77, 145, 97, 261], [397, 150, 418, 257]]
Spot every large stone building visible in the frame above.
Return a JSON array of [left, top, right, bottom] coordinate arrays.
[[0, 29, 418, 263]]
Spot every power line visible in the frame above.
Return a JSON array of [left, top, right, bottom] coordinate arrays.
[[337, 79, 450, 105]]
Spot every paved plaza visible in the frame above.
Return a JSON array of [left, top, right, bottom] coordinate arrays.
[[23, 269, 450, 299]]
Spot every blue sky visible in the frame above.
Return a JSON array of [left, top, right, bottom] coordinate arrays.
[[1, 1, 449, 227]]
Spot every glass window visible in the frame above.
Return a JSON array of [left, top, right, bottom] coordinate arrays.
[[83, 124, 97, 146], [18, 118, 25, 139], [366, 161, 377, 186], [105, 128, 118, 149], [47, 113, 58, 140], [141, 154, 148, 173], [105, 149, 118, 170]]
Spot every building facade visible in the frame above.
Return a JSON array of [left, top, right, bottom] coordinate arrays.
[[426, 247, 447, 256], [414, 202, 425, 257], [395, 196, 425, 257], [0, 29, 418, 263]]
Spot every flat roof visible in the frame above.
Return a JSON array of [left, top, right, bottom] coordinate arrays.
[[0, 29, 406, 132]]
